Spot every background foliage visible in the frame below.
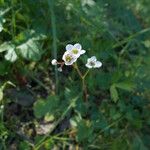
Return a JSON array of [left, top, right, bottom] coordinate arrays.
[[0, 0, 150, 149]]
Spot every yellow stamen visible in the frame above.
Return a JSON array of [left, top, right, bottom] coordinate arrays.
[[65, 55, 72, 62], [72, 49, 78, 54]]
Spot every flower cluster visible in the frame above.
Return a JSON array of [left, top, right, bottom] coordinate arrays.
[[51, 43, 102, 71]]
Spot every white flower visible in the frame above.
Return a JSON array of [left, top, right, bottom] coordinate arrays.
[[65, 43, 86, 58], [51, 59, 57, 65], [62, 51, 77, 65], [85, 56, 102, 69]]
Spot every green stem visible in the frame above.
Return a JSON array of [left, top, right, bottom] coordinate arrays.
[[73, 62, 83, 79], [11, 0, 16, 40], [73, 63, 89, 102], [82, 78, 88, 102], [48, 0, 58, 93], [112, 27, 150, 49], [83, 69, 90, 79]]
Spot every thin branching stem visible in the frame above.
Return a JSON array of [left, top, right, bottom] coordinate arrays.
[[73, 62, 83, 79], [48, 0, 58, 93], [73, 63, 89, 102]]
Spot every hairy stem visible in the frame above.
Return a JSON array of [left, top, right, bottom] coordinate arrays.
[[73, 63, 89, 102], [73, 62, 83, 79]]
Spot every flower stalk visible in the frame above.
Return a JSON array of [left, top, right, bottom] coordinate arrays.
[[73, 62, 89, 102]]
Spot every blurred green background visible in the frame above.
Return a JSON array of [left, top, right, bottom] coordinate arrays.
[[0, 0, 150, 149]]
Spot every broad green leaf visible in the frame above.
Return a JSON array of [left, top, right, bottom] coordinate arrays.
[[77, 120, 93, 142], [33, 100, 47, 118], [17, 39, 41, 61], [19, 141, 31, 150], [6, 88, 35, 106], [33, 96, 59, 119], [15, 30, 46, 43], [110, 85, 119, 103], [15, 30, 46, 61], [4, 48, 17, 62], [0, 42, 15, 53], [115, 81, 136, 91]]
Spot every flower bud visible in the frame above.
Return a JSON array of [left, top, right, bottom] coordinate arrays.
[[58, 67, 62, 72], [51, 59, 57, 65]]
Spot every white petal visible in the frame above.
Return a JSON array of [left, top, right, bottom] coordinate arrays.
[[94, 61, 102, 68], [65, 62, 73, 65], [62, 51, 77, 65], [90, 56, 97, 62], [65, 58, 76, 65], [85, 63, 92, 69], [80, 50, 86, 55], [73, 53, 81, 59], [87, 58, 91, 63], [74, 43, 82, 50], [66, 44, 73, 51], [62, 51, 68, 61]]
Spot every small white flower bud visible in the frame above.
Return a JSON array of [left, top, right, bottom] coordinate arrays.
[[58, 67, 62, 72], [51, 59, 57, 65]]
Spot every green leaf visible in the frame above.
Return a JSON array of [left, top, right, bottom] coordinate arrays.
[[34, 100, 47, 118], [6, 88, 35, 106], [17, 39, 41, 61], [0, 61, 10, 75], [115, 81, 136, 91], [77, 120, 93, 142], [0, 42, 17, 62], [4, 48, 17, 62], [110, 85, 119, 103], [15, 30, 46, 61], [33, 96, 59, 119], [19, 141, 31, 150], [0, 10, 6, 32], [0, 42, 15, 53]]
